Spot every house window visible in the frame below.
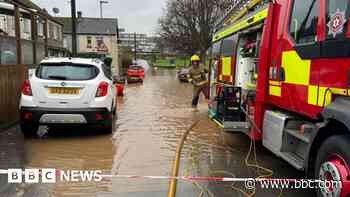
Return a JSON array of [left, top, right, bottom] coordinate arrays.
[[22, 18, 30, 34], [87, 36, 92, 48], [20, 17, 31, 39], [48, 22, 54, 39], [58, 25, 62, 41], [96, 36, 108, 52], [53, 24, 58, 40], [3, 15, 15, 37], [0, 15, 5, 34], [289, 0, 319, 44], [37, 18, 44, 37]]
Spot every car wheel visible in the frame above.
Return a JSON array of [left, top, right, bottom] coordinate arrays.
[[101, 115, 113, 134], [20, 123, 38, 138], [112, 103, 117, 116], [315, 135, 350, 197], [104, 121, 113, 134]]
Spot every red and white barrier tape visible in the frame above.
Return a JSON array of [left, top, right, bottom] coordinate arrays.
[[0, 169, 320, 183]]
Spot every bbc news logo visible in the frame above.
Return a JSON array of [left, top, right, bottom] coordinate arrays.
[[6, 169, 103, 183]]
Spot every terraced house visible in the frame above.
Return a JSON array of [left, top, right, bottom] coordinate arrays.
[[0, 0, 66, 127], [56, 12, 120, 77]]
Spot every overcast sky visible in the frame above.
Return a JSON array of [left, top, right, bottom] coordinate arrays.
[[32, 0, 166, 35]]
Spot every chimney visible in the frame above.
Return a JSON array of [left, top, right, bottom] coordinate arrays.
[[77, 11, 82, 18]]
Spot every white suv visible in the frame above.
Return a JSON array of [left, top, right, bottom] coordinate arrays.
[[19, 58, 117, 137]]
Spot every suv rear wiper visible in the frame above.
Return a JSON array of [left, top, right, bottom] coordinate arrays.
[[48, 75, 67, 80]]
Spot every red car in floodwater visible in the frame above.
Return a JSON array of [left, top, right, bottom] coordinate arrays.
[[127, 65, 145, 83]]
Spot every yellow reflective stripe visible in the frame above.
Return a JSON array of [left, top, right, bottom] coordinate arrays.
[[222, 57, 232, 76], [269, 81, 281, 86], [213, 118, 224, 128], [219, 75, 223, 81], [269, 86, 281, 97], [196, 81, 209, 86], [330, 88, 349, 96], [213, 8, 268, 42], [247, 83, 257, 89], [318, 87, 332, 107], [308, 85, 319, 106], [308, 86, 349, 107], [192, 74, 202, 79], [282, 51, 311, 86]]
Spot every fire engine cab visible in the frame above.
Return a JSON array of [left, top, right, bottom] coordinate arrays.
[[208, 0, 350, 196]]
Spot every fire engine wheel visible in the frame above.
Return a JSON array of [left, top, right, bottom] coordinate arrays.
[[315, 135, 350, 197]]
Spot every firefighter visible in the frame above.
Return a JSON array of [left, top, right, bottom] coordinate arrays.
[[188, 55, 208, 110]]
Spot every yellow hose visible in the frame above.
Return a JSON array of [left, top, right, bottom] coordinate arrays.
[[167, 121, 200, 197]]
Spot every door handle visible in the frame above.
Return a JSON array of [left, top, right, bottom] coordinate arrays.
[[280, 67, 285, 81]]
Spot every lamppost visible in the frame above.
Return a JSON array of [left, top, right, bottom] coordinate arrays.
[[71, 0, 77, 56], [100, 0, 109, 18]]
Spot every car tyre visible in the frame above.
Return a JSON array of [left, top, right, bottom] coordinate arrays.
[[20, 123, 38, 138], [314, 135, 350, 197], [112, 103, 117, 116], [101, 115, 114, 134]]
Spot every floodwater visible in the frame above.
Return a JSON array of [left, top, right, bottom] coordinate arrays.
[[1, 68, 314, 197]]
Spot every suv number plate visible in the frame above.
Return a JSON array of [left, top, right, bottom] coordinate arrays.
[[49, 87, 80, 95]]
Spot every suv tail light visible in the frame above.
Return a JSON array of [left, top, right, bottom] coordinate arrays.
[[96, 82, 109, 97], [22, 80, 32, 96]]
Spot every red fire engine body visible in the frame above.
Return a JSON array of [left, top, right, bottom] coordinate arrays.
[[208, 0, 350, 196]]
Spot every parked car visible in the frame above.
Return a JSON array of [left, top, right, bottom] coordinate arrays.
[[114, 76, 126, 96], [177, 68, 190, 82], [127, 65, 145, 83], [19, 58, 117, 137]]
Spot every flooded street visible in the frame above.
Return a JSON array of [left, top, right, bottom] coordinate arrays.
[[2, 68, 313, 197]]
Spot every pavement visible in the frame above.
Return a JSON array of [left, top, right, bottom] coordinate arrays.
[[0, 68, 314, 197]]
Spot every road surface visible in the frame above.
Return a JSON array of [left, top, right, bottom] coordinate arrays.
[[1, 68, 313, 197]]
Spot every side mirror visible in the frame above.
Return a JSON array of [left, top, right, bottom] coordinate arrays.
[[28, 69, 35, 78]]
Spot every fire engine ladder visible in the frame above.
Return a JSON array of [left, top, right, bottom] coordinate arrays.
[[223, 0, 268, 25]]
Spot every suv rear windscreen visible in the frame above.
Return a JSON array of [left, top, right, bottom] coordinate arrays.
[[36, 63, 99, 81]]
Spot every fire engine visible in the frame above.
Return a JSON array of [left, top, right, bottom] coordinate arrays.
[[208, 0, 350, 196]]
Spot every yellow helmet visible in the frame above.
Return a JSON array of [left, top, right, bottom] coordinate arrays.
[[191, 55, 200, 62]]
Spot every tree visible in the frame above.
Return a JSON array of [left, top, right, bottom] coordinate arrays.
[[158, 0, 226, 58]]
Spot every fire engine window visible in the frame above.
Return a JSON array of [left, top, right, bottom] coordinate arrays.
[[212, 41, 222, 58], [289, 0, 319, 44], [326, 0, 349, 39], [222, 35, 235, 57]]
